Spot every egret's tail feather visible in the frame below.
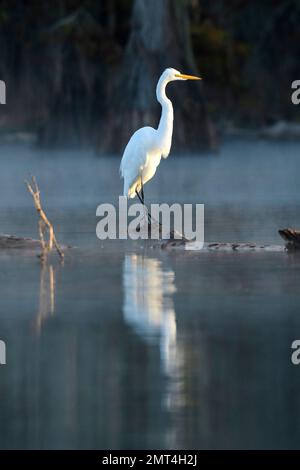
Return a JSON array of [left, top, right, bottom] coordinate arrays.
[[124, 181, 138, 199], [123, 186, 134, 199]]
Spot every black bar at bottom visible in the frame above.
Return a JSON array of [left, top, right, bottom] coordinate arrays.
[[0, 450, 298, 466]]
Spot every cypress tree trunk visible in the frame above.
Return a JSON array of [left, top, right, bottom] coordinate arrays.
[[38, 7, 107, 147], [99, 0, 217, 153]]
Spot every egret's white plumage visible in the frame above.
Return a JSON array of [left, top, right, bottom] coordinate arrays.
[[120, 67, 201, 199]]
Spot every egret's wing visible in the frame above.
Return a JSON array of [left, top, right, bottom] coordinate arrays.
[[120, 127, 155, 185], [120, 139, 147, 184]]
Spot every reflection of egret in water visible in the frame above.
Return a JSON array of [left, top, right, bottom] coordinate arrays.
[[35, 263, 55, 335], [123, 254, 185, 414]]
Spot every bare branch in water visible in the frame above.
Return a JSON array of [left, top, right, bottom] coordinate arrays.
[[25, 176, 64, 261]]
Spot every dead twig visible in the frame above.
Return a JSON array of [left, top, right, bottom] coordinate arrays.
[[25, 176, 64, 261]]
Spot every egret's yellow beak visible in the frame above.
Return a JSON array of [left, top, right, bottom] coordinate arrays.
[[175, 73, 202, 80]]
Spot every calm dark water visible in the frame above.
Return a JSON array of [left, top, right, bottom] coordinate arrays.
[[0, 140, 300, 449]]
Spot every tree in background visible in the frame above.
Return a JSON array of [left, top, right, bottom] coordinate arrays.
[[99, 0, 217, 153], [0, 0, 299, 149]]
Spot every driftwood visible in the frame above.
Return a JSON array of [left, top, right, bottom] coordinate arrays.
[[161, 240, 285, 252], [0, 212, 299, 255], [0, 234, 289, 253], [25, 176, 64, 261], [162, 228, 300, 252], [278, 228, 300, 250], [0, 177, 66, 258], [0, 234, 41, 250]]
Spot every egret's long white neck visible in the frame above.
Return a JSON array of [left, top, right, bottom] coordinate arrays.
[[156, 76, 174, 157]]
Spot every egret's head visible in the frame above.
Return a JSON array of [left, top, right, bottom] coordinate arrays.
[[163, 67, 202, 82]]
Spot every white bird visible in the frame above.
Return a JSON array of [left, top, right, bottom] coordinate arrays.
[[120, 68, 201, 203]]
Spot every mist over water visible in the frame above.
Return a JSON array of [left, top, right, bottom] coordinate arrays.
[[0, 139, 300, 449], [0, 139, 299, 244]]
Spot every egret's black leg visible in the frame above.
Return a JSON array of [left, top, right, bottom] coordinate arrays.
[[140, 181, 152, 223], [135, 188, 144, 205], [141, 182, 145, 204], [135, 186, 152, 225]]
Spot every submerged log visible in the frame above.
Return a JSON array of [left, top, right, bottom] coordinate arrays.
[[134, 216, 300, 252], [162, 228, 300, 252], [0, 234, 41, 250], [278, 228, 300, 251], [0, 234, 69, 254], [161, 240, 286, 252], [0, 226, 299, 254]]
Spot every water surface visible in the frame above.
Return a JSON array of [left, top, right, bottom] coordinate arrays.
[[0, 140, 300, 449]]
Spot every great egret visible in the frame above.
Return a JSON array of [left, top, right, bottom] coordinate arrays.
[[120, 68, 201, 203]]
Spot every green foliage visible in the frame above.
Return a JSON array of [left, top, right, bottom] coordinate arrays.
[[190, 0, 300, 125]]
